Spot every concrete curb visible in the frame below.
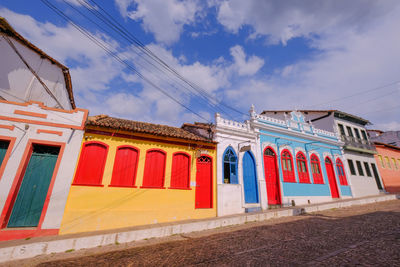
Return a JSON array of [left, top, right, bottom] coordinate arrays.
[[0, 194, 397, 263]]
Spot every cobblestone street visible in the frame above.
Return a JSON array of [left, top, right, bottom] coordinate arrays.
[[10, 200, 400, 266]]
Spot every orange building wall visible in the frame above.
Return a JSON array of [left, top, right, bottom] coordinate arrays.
[[374, 145, 400, 193]]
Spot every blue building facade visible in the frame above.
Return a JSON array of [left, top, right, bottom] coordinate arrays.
[[250, 107, 352, 207]]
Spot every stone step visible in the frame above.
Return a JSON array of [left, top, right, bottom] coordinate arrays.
[[245, 207, 262, 213]]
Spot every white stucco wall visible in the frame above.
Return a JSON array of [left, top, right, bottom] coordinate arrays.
[[214, 114, 265, 216], [0, 101, 87, 229], [343, 151, 381, 198], [0, 35, 72, 110]]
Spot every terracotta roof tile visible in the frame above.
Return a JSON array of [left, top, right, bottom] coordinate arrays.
[[87, 115, 214, 143]]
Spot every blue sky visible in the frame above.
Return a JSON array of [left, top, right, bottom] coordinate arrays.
[[1, 0, 400, 130]]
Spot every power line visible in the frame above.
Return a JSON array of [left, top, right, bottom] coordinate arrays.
[[61, 0, 232, 120], [360, 103, 400, 116], [40, 0, 211, 123], [306, 80, 400, 108], [82, 0, 247, 117]]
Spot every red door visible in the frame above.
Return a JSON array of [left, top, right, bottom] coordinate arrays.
[[263, 148, 281, 205], [325, 157, 339, 198], [195, 155, 212, 208]]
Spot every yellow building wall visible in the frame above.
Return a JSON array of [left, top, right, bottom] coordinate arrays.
[[59, 132, 217, 235]]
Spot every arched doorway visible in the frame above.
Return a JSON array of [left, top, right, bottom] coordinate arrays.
[[195, 155, 213, 208], [325, 157, 339, 198], [242, 151, 259, 203], [263, 147, 281, 205]]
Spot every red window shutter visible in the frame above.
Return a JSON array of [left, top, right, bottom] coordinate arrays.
[[311, 154, 323, 184], [296, 152, 310, 183], [110, 146, 139, 187], [170, 153, 190, 189], [336, 159, 348, 185], [73, 142, 108, 185], [281, 150, 296, 182], [142, 150, 166, 188]]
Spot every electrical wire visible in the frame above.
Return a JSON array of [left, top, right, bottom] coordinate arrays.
[[82, 0, 247, 117], [40, 0, 211, 123], [306, 80, 400, 108]]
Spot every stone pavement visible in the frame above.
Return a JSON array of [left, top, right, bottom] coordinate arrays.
[[0, 194, 397, 265], [36, 199, 400, 267]]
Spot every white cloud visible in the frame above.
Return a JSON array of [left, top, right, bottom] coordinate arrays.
[[0, 8, 122, 93], [218, 2, 400, 129], [115, 0, 201, 45], [229, 45, 264, 76], [372, 121, 400, 131], [214, 0, 397, 45]]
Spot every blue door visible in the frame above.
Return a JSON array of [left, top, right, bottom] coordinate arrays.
[[243, 151, 258, 203]]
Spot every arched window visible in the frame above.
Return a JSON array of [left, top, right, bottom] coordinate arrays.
[[223, 147, 238, 184], [264, 148, 275, 156], [170, 152, 190, 189], [141, 149, 166, 188], [296, 152, 310, 183], [336, 158, 348, 185], [281, 150, 295, 182], [73, 141, 108, 186], [110, 146, 139, 187], [310, 154, 323, 184]]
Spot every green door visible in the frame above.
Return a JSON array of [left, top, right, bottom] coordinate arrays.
[[0, 140, 10, 167], [8, 145, 60, 228]]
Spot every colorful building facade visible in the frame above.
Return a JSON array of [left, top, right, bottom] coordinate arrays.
[[374, 142, 400, 193], [253, 108, 352, 207], [262, 110, 384, 198], [0, 18, 87, 241], [59, 115, 217, 235], [213, 113, 264, 216]]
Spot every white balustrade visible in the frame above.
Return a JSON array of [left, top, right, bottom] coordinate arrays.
[[255, 114, 287, 126]]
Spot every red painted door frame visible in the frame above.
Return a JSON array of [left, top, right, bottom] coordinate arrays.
[[325, 157, 340, 198], [0, 139, 65, 241], [263, 147, 281, 205]]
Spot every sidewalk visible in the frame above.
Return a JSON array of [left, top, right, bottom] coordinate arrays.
[[0, 194, 397, 263]]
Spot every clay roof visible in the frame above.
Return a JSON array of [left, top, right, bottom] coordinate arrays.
[[261, 109, 370, 125], [367, 129, 384, 133], [87, 115, 215, 143], [181, 122, 214, 130], [0, 17, 75, 109], [373, 142, 400, 151]]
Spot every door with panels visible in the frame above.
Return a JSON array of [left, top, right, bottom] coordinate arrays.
[[7, 144, 60, 227], [325, 157, 339, 198], [195, 155, 213, 208], [242, 151, 259, 203], [263, 147, 281, 205]]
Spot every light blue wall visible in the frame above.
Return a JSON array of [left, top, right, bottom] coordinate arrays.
[[258, 125, 352, 198]]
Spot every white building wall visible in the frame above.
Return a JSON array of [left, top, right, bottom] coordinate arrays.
[[0, 35, 72, 110], [343, 151, 381, 198], [214, 114, 263, 216], [333, 118, 382, 197], [0, 101, 87, 229]]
